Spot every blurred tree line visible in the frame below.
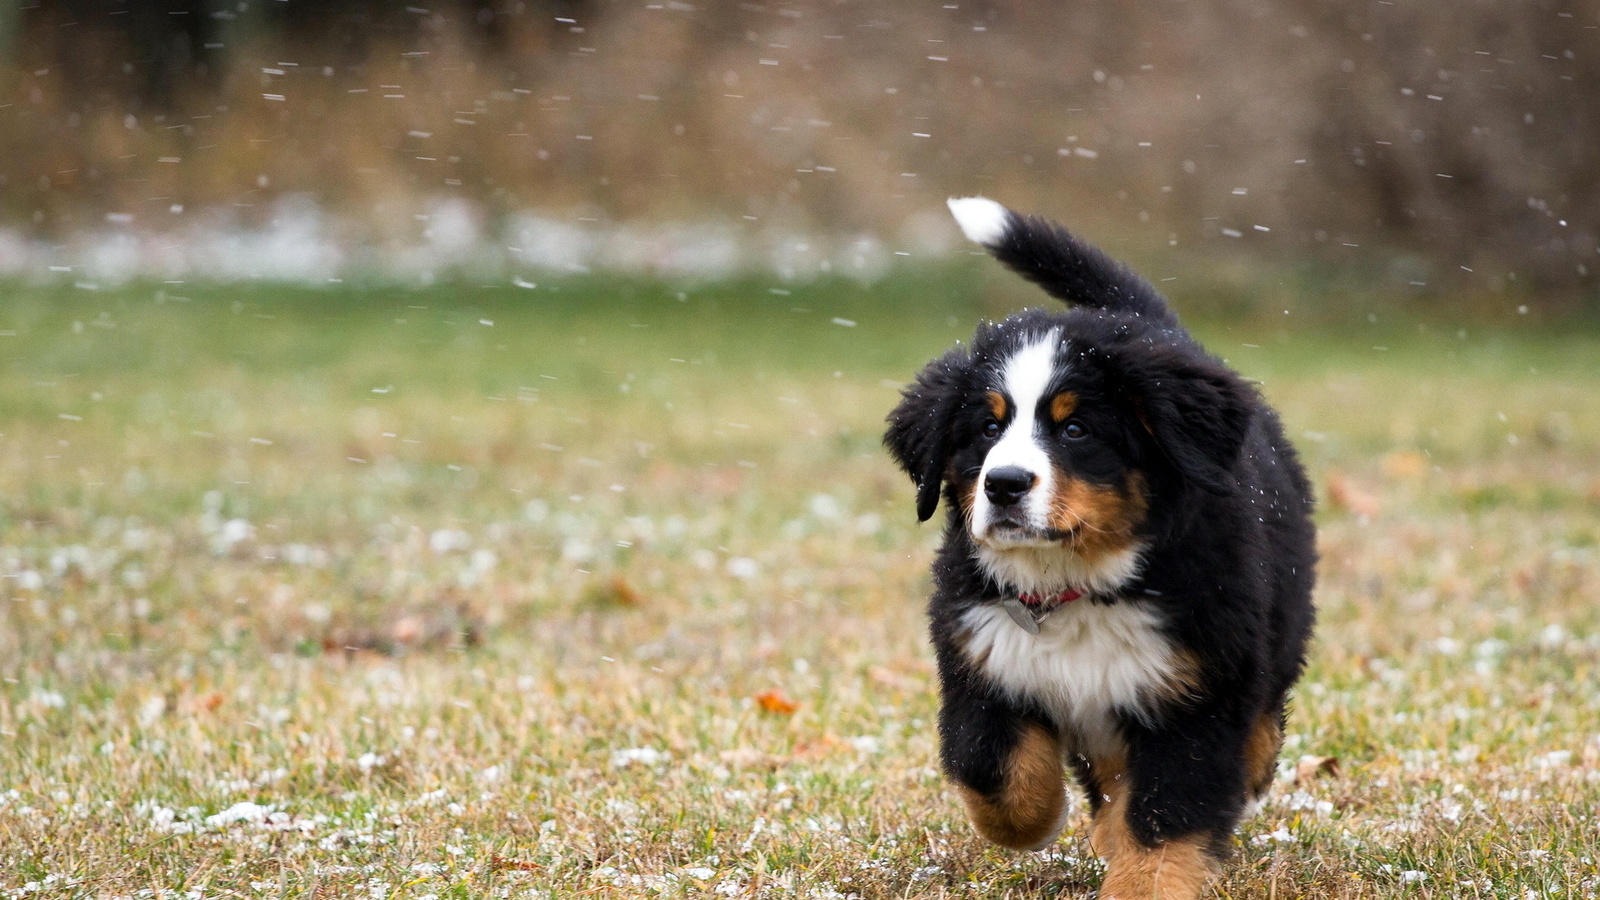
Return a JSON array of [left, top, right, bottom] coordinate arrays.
[[2, 0, 1595, 312]]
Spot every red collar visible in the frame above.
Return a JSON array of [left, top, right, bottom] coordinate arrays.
[[1016, 588, 1083, 607]]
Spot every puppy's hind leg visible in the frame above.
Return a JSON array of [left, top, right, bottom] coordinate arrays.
[[1240, 710, 1285, 819]]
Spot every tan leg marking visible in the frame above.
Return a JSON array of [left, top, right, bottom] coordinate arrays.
[[1091, 755, 1218, 900], [1098, 833, 1217, 900], [957, 724, 1067, 850], [1242, 711, 1284, 802], [1087, 753, 1131, 860], [1141, 647, 1205, 708]]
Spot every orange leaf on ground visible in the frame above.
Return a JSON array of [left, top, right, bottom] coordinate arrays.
[[755, 689, 799, 715], [1381, 449, 1428, 479], [491, 857, 543, 871], [791, 734, 846, 760], [1324, 469, 1380, 518], [609, 575, 644, 607]]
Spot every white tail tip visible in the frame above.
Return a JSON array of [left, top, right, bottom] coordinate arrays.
[[946, 196, 1011, 247]]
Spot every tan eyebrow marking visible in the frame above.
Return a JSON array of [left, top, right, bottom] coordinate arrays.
[[1049, 391, 1078, 423], [985, 390, 1008, 421]]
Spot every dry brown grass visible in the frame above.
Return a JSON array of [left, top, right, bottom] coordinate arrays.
[[6, 2, 1599, 302]]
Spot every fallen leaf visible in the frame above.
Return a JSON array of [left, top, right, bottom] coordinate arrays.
[[391, 615, 424, 644], [199, 691, 225, 712], [491, 857, 543, 872], [586, 575, 645, 609], [609, 575, 644, 607], [1294, 754, 1341, 784], [791, 734, 846, 760], [755, 689, 798, 715], [1325, 470, 1380, 518], [1381, 450, 1428, 480]]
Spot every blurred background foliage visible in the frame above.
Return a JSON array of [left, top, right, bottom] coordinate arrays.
[[0, 0, 1596, 315]]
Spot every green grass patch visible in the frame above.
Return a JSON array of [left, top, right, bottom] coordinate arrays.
[[1, 271, 1598, 898]]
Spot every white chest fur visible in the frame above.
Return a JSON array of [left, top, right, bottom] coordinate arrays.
[[960, 599, 1180, 758]]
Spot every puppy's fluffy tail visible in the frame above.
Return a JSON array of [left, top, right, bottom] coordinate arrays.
[[947, 196, 1177, 327]]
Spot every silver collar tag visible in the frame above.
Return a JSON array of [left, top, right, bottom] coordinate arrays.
[[998, 596, 1043, 635]]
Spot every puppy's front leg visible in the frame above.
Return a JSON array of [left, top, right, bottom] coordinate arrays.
[[1090, 767, 1218, 900], [1098, 841, 1217, 900], [1091, 712, 1260, 900], [938, 682, 1067, 851]]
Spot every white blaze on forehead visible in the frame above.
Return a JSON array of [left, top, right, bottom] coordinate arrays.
[[999, 333, 1059, 421], [972, 330, 1061, 542], [946, 196, 1011, 247]]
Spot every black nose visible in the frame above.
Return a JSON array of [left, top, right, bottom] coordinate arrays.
[[984, 466, 1036, 507]]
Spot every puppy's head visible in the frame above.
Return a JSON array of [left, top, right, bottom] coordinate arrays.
[[886, 311, 1253, 590]]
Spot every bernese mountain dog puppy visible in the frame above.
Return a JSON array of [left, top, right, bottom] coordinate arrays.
[[885, 198, 1316, 900]]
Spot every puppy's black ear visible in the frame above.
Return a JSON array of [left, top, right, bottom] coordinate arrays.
[[885, 346, 968, 521], [1116, 342, 1253, 496]]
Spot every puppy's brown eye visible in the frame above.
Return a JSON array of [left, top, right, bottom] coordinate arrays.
[[1063, 421, 1088, 441], [983, 421, 1002, 439]]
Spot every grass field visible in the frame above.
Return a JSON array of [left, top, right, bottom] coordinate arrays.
[[1, 270, 1597, 899]]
